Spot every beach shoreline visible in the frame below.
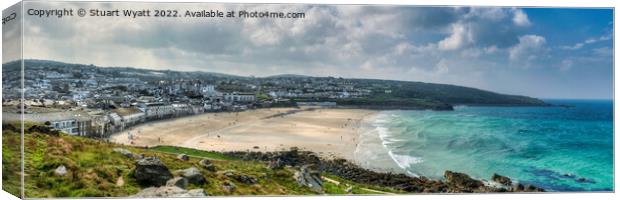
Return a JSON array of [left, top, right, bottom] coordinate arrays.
[[109, 107, 380, 162]]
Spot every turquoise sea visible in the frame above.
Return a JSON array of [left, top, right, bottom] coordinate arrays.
[[356, 100, 613, 191]]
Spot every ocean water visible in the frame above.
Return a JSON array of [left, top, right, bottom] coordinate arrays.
[[355, 99, 613, 192]]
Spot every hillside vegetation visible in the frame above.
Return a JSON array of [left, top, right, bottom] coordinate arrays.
[[1, 123, 402, 198]]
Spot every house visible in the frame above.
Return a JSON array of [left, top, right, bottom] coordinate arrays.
[[87, 110, 112, 138], [111, 107, 145, 129], [139, 102, 175, 120], [4, 111, 93, 136]]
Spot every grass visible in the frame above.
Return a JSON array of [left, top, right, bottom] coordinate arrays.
[[148, 145, 234, 161], [320, 174, 403, 195], [2, 123, 405, 198], [2, 127, 21, 197]]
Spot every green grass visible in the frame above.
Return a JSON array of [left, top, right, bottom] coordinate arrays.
[[321, 173, 403, 195], [2, 128, 21, 197], [148, 145, 234, 161]]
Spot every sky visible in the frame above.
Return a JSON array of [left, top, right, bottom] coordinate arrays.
[[9, 2, 614, 99]]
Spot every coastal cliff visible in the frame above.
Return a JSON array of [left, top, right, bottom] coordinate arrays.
[[3, 123, 544, 198]]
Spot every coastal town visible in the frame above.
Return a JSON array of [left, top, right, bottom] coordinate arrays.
[[2, 60, 376, 138]]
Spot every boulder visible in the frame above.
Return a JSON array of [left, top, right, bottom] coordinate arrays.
[[187, 189, 207, 196], [131, 186, 207, 197], [294, 165, 323, 193], [198, 159, 212, 166], [491, 173, 512, 186], [562, 173, 575, 178], [220, 169, 236, 177], [576, 177, 595, 183], [177, 154, 189, 161], [511, 183, 544, 192], [199, 159, 217, 172], [218, 169, 256, 184], [204, 164, 217, 172], [513, 183, 525, 191], [444, 171, 483, 192], [166, 177, 188, 189], [235, 174, 258, 185], [177, 167, 207, 185], [524, 184, 545, 192], [232, 173, 258, 185], [54, 165, 67, 177], [134, 157, 173, 186], [221, 181, 236, 193]]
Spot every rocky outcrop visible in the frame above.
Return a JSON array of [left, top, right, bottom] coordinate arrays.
[[219, 170, 257, 185], [223, 149, 546, 193], [512, 183, 545, 192], [294, 165, 323, 193], [177, 154, 189, 161], [186, 189, 207, 196], [176, 167, 207, 185], [444, 171, 484, 192], [131, 186, 207, 197], [235, 174, 258, 185], [221, 181, 236, 193], [198, 159, 211, 166], [492, 173, 512, 186], [166, 177, 188, 189], [134, 157, 173, 186], [199, 159, 217, 172]]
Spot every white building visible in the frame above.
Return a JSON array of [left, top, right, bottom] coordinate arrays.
[[111, 108, 145, 129], [139, 103, 175, 120], [223, 92, 256, 103], [5, 111, 93, 136]]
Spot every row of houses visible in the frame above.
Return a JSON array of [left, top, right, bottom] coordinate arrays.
[[4, 112, 93, 136], [3, 102, 208, 138]]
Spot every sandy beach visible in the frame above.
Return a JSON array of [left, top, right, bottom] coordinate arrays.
[[110, 107, 377, 160]]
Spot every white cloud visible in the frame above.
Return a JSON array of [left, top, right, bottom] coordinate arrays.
[[593, 47, 613, 57], [512, 9, 532, 27], [438, 23, 473, 51], [466, 7, 507, 21], [509, 34, 547, 63], [560, 33, 612, 50]]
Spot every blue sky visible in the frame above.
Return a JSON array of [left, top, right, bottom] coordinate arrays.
[[18, 3, 614, 99]]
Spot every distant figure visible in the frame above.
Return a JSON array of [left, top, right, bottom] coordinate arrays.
[[217, 135, 221, 139], [158, 137, 161, 142]]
